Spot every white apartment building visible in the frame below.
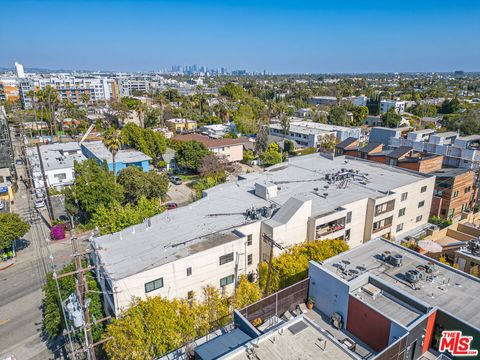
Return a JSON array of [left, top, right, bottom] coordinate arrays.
[[92, 154, 434, 316], [269, 119, 362, 147], [19, 77, 120, 108], [26, 142, 86, 190], [15, 62, 25, 78], [380, 100, 406, 114], [389, 129, 480, 169], [116, 78, 151, 97]]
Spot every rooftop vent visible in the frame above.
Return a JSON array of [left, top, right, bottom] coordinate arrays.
[[405, 269, 422, 284], [254, 182, 277, 200], [362, 283, 381, 298]]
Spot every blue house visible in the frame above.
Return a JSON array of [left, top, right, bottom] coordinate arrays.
[[81, 141, 151, 175]]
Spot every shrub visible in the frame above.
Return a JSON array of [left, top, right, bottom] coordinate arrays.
[[50, 224, 66, 240]]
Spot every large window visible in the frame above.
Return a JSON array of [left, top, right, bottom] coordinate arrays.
[[220, 275, 234, 287], [421, 186, 427, 193], [247, 235, 252, 246], [418, 200, 425, 208], [396, 223, 404, 232], [398, 208, 406, 217], [346, 211, 352, 224], [186, 267, 192, 276], [373, 216, 393, 233], [219, 252, 234, 265], [247, 254, 253, 265], [145, 278, 163, 293], [401, 192, 408, 201], [416, 215, 423, 223]]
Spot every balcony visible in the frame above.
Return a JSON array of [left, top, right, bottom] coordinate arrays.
[[375, 200, 395, 216], [372, 216, 393, 234], [316, 218, 345, 238]]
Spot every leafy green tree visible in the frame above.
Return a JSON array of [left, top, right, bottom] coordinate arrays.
[[91, 196, 164, 234], [440, 98, 461, 114], [233, 104, 257, 134], [381, 108, 403, 128], [318, 133, 338, 152], [411, 103, 438, 118], [0, 213, 30, 249], [175, 141, 210, 172], [328, 106, 349, 126], [243, 149, 255, 164], [351, 106, 369, 125], [118, 167, 169, 203], [121, 97, 142, 110], [43, 261, 105, 341], [65, 160, 124, 222], [198, 154, 227, 183], [144, 107, 164, 128], [232, 275, 262, 309], [255, 121, 269, 154], [259, 239, 348, 292], [219, 82, 245, 100], [260, 149, 282, 167], [103, 128, 123, 177], [121, 123, 166, 160]]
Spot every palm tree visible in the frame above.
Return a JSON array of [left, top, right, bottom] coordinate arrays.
[[81, 91, 91, 109], [103, 129, 123, 180]]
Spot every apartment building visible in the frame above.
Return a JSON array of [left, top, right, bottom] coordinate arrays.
[[165, 118, 197, 133], [19, 77, 120, 108], [0, 79, 20, 101], [92, 154, 434, 315], [269, 119, 362, 147], [389, 129, 480, 169], [26, 142, 87, 190], [116, 78, 151, 97], [174, 133, 246, 162], [308, 96, 338, 106], [430, 168, 478, 220], [380, 99, 406, 114], [187, 238, 480, 360]]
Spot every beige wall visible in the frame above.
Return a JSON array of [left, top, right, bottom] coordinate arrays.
[[211, 144, 244, 162]]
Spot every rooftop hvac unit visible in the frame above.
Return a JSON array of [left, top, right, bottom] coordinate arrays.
[[405, 269, 422, 284], [362, 283, 381, 298], [388, 253, 403, 267]]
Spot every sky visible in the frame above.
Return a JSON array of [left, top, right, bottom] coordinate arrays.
[[1, 0, 479, 73]]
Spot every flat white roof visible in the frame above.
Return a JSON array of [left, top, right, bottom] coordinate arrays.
[[94, 154, 430, 281]]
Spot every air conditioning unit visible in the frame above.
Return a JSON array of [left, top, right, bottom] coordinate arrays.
[[362, 283, 381, 298]]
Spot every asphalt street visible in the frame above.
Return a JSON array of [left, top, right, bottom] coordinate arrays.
[[0, 131, 73, 359]]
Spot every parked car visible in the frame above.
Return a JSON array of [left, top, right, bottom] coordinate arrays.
[[166, 202, 178, 210], [35, 189, 44, 198], [15, 159, 23, 165], [169, 175, 182, 185], [0, 200, 5, 210], [34, 199, 46, 208]]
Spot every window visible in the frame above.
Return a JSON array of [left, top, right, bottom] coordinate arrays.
[[186, 267, 192, 276], [247, 273, 255, 282], [448, 209, 455, 219], [372, 216, 393, 232], [247, 254, 253, 265], [187, 290, 194, 300], [220, 275, 234, 287], [453, 191, 459, 198], [421, 186, 427, 193], [416, 215, 423, 223], [247, 234, 252, 246], [396, 223, 404, 232], [465, 186, 471, 194], [401, 192, 408, 201], [54, 173, 67, 181], [418, 200, 425, 208], [346, 211, 352, 224], [219, 252, 234, 265], [145, 278, 163, 293], [398, 208, 406, 217], [345, 229, 351, 241]]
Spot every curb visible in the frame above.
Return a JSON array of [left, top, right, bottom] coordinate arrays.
[[0, 261, 16, 271]]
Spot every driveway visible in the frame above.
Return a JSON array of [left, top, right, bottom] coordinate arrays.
[[165, 183, 194, 206]]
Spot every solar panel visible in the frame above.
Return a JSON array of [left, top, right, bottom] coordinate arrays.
[[288, 321, 308, 335]]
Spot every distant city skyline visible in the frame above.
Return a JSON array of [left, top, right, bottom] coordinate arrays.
[[1, 0, 479, 73]]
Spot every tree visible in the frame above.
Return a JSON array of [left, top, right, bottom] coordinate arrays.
[[280, 113, 290, 135], [328, 106, 349, 126], [81, 91, 91, 108], [44, 261, 105, 341], [258, 239, 348, 293], [104, 286, 231, 360], [219, 82, 245, 100], [198, 154, 227, 182], [121, 123, 166, 160], [411, 103, 437, 118], [144, 107, 164, 128], [255, 114, 269, 154], [381, 108, 403, 128], [175, 141, 210, 172], [318, 133, 338, 152], [0, 213, 30, 249], [91, 196, 164, 234], [103, 128, 123, 178], [232, 275, 262, 309], [134, 101, 147, 128], [440, 98, 461, 114], [233, 105, 256, 134], [351, 106, 369, 125], [243, 149, 255, 164], [260, 148, 282, 167], [65, 160, 124, 222], [118, 167, 169, 203]]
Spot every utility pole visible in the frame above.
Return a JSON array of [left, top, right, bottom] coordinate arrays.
[[70, 223, 96, 360], [262, 234, 283, 297], [35, 142, 54, 221]]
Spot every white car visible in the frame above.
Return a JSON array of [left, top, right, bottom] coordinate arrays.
[[35, 189, 44, 198], [0, 200, 5, 210], [34, 199, 46, 208]]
